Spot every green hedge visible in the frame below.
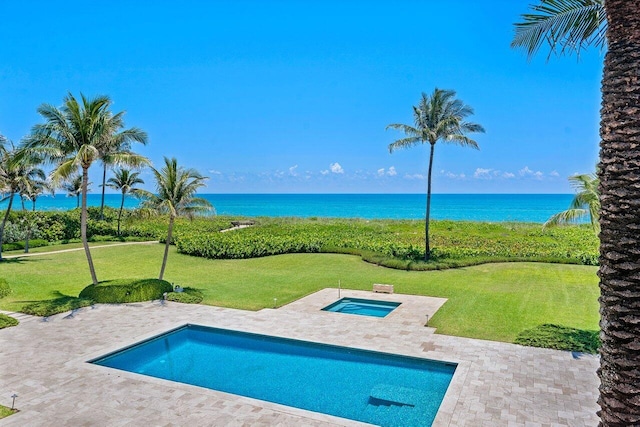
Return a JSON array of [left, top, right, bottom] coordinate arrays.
[[165, 287, 204, 304], [0, 313, 18, 329], [514, 324, 600, 354], [0, 279, 11, 299], [175, 218, 599, 267], [21, 296, 94, 317], [79, 278, 173, 303], [2, 239, 49, 252]]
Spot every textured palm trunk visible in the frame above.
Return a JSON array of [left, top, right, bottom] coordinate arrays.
[[424, 142, 435, 261], [117, 192, 125, 236], [597, 1, 640, 425], [0, 192, 15, 261], [99, 163, 107, 220], [81, 166, 99, 285], [159, 215, 174, 281]]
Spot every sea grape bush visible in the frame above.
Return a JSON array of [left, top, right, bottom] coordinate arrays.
[[175, 218, 599, 265]]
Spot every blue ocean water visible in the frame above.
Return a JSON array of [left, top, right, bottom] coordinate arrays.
[[1, 193, 575, 223], [93, 325, 455, 426]]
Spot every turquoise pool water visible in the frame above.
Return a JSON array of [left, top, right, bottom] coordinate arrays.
[[322, 297, 401, 318], [91, 325, 456, 426]]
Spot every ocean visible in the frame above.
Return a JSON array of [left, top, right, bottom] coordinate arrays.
[[1, 193, 575, 223]]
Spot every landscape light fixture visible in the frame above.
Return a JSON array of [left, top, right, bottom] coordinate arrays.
[[10, 393, 17, 410]]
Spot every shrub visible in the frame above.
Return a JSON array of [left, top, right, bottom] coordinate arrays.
[[79, 278, 173, 303], [165, 287, 204, 304], [0, 279, 11, 299], [0, 314, 18, 329], [514, 324, 600, 354], [21, 296, 94, 317], [2, 239, 49, 252]]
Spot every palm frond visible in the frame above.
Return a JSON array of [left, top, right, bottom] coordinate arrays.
[[512, 0, 606, 59]]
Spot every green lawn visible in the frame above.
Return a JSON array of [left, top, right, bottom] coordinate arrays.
[[0, 405, 16, 419], [0, 243, 599, 343]]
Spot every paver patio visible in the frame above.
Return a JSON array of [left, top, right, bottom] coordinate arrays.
[[0, 291, 599, 426]]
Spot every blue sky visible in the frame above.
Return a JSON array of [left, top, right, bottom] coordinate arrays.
[[0, 1, 603, 194]]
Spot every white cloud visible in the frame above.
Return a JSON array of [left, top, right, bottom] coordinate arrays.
[[208, 169, 222, 175], [404, 173, 426, 180], [519, 166, 533, 176], [533, 171, 544, 180], [330, 162, 344, 174], [503, 172, 515, 179], [387, 166, 397, 176], [474, 168, 493, 179], [377, 168, 385, 176], [550, 170, 560, 177], [289, 165, 298, 176], [320, 170, 329, 175], [442, 170, 465, 179]]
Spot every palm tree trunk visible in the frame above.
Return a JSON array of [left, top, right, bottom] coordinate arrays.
[[99, 163, 107, 220], [159, 215, 174, 280], [0, 192, 15, 261], [21, 197, 25, 211], [24, 227, 30, 254], [424, 142, 435, 261], [117, 192, 125, 236], [81, 167, 99, 285], [597, 0, 640, 425], [32, 199, 36, 212], [76, 194, 80, 208]]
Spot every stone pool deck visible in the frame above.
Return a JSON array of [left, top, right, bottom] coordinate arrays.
[[0, 292, 599, 426]]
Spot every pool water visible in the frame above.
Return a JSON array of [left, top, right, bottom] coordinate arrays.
[[322, 297, 401, 318], [91, 325, 455, 426]]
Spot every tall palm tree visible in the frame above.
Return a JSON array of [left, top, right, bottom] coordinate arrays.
[[21, 92, 148, 285], [106, 168, 144, 236], [62, 174, 86, 208], [387, 89, 484, 260], [543, 173, 599, 233], [513, 1, 640, 423], [98, 117, 147, 220], [0, 140, 44, 260], [139, 157, 211, 280]]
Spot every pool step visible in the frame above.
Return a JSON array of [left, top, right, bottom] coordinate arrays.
[[368, 384, 425, 407]]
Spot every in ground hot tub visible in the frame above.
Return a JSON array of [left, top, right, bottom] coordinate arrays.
[[321, 297, 401, 318]]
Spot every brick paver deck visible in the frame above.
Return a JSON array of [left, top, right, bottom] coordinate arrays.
[[0, 293, 599, 426]]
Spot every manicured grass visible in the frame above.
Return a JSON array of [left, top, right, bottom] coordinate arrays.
[[515, 324, 600, 354], [0, 243, 599, 343], [0, 405, 17, 419]]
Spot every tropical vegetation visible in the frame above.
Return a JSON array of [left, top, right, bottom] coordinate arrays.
[[20, 92, 149, 285], [138, 157, 212, 280], [513, 0, 640, 423], [106, 168, 144, 235], [544, 172, 599, 233], [387, 88, 484, 261]]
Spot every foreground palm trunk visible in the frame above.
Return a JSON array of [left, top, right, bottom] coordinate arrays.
[[424, 143, 435, 261], [81, 167, 99, 285], [597, 0, 640, 424]]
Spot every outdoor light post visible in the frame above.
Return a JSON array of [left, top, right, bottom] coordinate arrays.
[[10, 393, 17, 410]]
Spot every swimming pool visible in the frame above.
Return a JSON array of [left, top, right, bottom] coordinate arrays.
[[322, 297, 401, 318], [91, 324, 455, 426]]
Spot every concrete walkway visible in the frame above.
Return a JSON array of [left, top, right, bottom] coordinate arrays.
[[0, 294, 599, 426], [1, 240, 159, 259]]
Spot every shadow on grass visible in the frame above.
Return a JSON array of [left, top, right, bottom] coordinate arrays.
[[20, 291, 94, 318], [0, 256, 45, 265], [514, 324, 600, 354]]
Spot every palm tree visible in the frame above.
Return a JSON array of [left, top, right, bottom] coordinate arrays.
[[21, 92, 148, 285], [98, 117, 147, 220], [62, 174, 86, 208], [0, 139, 44, 260], [387, 88, 484, 261], [139, 157, 211, 280], [513, 1, 640, 423], [106, 168, 144, 236], [20, 172, 50, 211], [543, 173, 599, 233]]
